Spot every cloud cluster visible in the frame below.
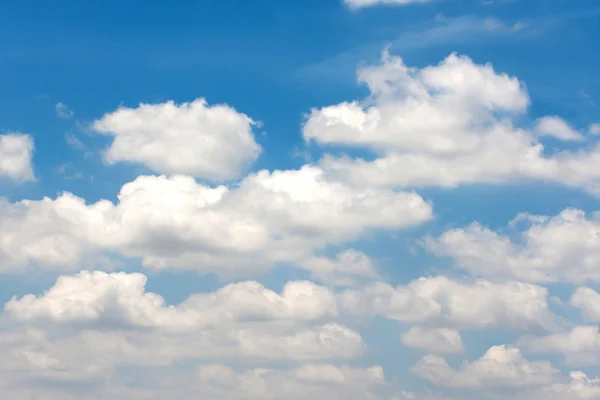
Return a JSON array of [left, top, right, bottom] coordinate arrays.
[[427, 208, 600, 283], [3, 48, 600, 400], [0, 166, 431, 276], [304, 52, 600, 195]]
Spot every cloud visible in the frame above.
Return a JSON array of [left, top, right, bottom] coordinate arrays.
[[533, 116, 584, 141], [0, 133, 35, 182], [338, 276, 559, 331], [518, 326, 600, 367], [518, 371, 600, 400], [427, 208, 600, 284], [55, 102, 75, 120], [344, 0, 430, 9], [297, 249, 382, 287], [412, 345, 559, 388], [1, 361, 388, 400], [590, 123, 600, 135], [1, 271, 365, 378], [0, 166, 431, 275], [92, 99, 262, 180], [304, 51, 600, 195], [570, 287, 600, 322], [401, 327, 464, 354]]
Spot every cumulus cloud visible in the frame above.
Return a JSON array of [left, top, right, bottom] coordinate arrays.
[[570, 287, 600, 322], [518, 371, 600, 400], [297, 249, 381, 287], [93, 99, 262, 180], [518, 326, 600, 367], [412, 345, 558, 388], [1, 271, 365, 379], [0, 133, 35, 181], [0, 361, 387, 400], [533, 116, 583, 141], [401, 327, 464, 354], [304, 51, 600, 195], [0, 166, 431, 275], [338, 276, 559, 331], [427, 208, 600, 283]]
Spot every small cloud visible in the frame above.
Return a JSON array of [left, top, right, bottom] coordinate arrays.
[[56, 102, 75, 120], [589, 123, 600, 135]]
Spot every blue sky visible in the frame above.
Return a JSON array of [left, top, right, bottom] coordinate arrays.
[[1, 0, 600, 399]]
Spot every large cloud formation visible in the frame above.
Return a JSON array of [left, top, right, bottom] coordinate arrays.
[[304, 52, 600, 195], [0, 166, 431, 275]]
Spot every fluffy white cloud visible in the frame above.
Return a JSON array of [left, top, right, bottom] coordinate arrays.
[[519, 371, 600, 400], [412, 345, 558, 388], [533, 116, 583, 141], [0, 133, 35, 181], [338, 276, 558, 331], [93, 99, 261, 180], [1, 270, 365, 378], [0, 361, 387, 400], [0, 166, 431, 275], [427, 208, 600, 283], [304, 52, 600, 195], [5, 270, 339, 327], [297, 249, 381, 287], [589, 123, 600, 135], [571, 287, 600, 322], [344, 0, 430, 9], [518, 326, 600, 367], [401, 327, 464, 354]]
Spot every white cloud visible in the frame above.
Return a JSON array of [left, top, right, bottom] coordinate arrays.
[[412, 345, 559, 388], [5, 270, 339, 327], [0, 361, 387, 400], [304, 51, 600, 195], [297, 249, 381, 287], [0, 133, 35, 181], [338, 276, 559, 331], [518, 326, 600, 367], [519, 371, 600, 400], [533, 116, 583, 141], [590, 123, 600, 135], [401, 327, 464, 354], [0, 166, 431, 275], [1, 270, 365, 377], [55, 102, 74, 119], [93, 99, 262, 180], [344, 0, 430, 9], [427, 208, 600, 283], [570, 287, 600, 322]]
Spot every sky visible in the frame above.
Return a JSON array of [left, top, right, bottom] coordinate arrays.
[[1, 0, 600, 399]]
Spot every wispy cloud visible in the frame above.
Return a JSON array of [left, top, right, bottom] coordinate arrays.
[[55, 102, 75, 119], [296, 15, 535, 84]]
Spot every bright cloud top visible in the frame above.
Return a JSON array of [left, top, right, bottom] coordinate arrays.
[[93, 98, 262, 180], [0, 166, 431, 276], [305, 52, 600, 195]]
